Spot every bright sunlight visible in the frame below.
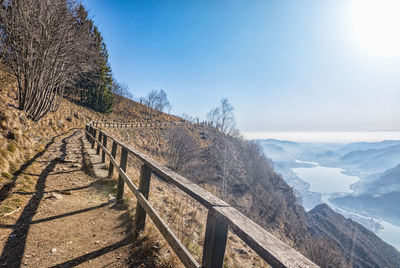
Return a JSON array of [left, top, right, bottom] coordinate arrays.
[[349, 0, 400, 59]]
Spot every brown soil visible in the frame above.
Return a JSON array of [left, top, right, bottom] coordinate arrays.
[[0, 130, 137, 267]]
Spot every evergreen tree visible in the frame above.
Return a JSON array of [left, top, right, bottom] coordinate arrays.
[[76, 5, 114, 113], [87, 26, 114, 113]]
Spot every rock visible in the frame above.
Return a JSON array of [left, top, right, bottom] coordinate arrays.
[[156, 186, 164, 192], [234, 248, 248, 255], [95, 240, 101, 245], [0, 120, 7, 129], [59, 190, 72, 195], [108, 197, 116, 203], [48, 193, 63, 200], [50, 248, 57, 254]]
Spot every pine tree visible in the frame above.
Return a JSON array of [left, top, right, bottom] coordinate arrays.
[[76, 5, 114, 113]]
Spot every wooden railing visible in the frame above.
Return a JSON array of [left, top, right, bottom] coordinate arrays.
[[92, 121, 188, 129], [84, 122, 319, 268]]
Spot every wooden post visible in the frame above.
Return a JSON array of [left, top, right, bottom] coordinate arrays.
[[91, 129, 96, 148], [117, 148, 128, 201], [97, 131, 103, 155], [202, 211, 228, 268], [102, 134, 107, 163], [133, 164, 152, 240], [108, 141, 118, 177], [85, 125, 89, 140]]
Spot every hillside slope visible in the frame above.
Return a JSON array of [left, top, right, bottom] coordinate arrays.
[[308, 204, 400, 268]]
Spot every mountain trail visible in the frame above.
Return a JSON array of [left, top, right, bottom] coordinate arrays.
[[0, 130, 135, 267]]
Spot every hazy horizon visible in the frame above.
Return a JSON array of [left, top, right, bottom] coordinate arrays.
[[244, 130, 400, 143]]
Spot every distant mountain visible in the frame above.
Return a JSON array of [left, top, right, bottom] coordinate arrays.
[[331, 191, 400, 226], [257, 139, 302, 155], [258, 143, 295, 162], [261, 138, 300, 147], [307, 204, 400, 268], [353, 164, 400, 194], [339, 144, 400, 175], [336, 140, 400, 156]]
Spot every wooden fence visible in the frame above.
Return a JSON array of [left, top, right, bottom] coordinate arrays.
[[84, 122, 319, 268], [92, 121, 188, 129]]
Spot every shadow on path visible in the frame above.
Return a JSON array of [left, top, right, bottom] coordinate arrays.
[[0, 131, 77, 267], [0, 132, 69, 203], [11, 180, 100, 197], [50, 236, 134, 268], [0, 202, 109, 229]]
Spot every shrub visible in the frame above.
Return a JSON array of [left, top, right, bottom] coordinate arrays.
[[1, 172, 12, 179], [7, 143, 16, 153]]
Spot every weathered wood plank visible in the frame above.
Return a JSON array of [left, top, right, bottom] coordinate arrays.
[[117, 147, 128, 201], [96, 131, 102, 155], [133, 164, 152, 240], [212, 206, 319, 268], [108, 140, 118, 178], [202, 211, 228, 268], [102, 135, 107, 163], [91, 129, 96, 148]]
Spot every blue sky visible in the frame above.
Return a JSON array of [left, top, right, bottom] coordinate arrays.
[[83, 0, 400, 135]]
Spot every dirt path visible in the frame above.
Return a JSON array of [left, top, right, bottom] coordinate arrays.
[[0, 130, 136, 267]]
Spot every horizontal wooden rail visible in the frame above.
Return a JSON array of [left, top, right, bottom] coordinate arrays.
[[84, 123, 319, 268], [92, 121, 188, 129]]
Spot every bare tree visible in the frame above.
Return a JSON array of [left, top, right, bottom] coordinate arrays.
[[207, 98, 238, 136], [112, 78, 133, 100], [206, 133, 242, 199], [144, 89, 171, 113], [181, 113, 199, 124], [302, 237, 344, 267], [241, 140, 268, 212], [0, 0, 97, 121], [165, 126, 198, 172]]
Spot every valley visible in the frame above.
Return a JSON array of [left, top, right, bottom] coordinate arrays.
[[257, 135, 400, 250]]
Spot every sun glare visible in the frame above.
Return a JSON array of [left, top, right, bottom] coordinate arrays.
[[349, 0, 400, 60]]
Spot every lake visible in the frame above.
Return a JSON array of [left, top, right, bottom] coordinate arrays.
[[293, 160, 359, 194], [294, 160, 400, 250]]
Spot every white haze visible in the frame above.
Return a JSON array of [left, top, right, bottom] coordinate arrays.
[[243, 131, 400, 143]]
